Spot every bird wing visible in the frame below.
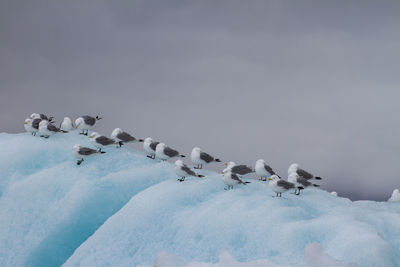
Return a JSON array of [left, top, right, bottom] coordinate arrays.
[[82, 116, 96, 126], [164, 146, 179, 157], [32, 119, 41, 129], [231, 165, 253, 175], [231, 173, 245, 184], [297, 168, 314, 180], [96, 136, 115, 145], [40, 114, 48, 120], [78, 147, 99, 155], [277, 179, 295, 189], [47, 123, 60, 132], [182, 165, 196, 176], [200, 152, 214, 163], [263, 164, 276, 175], [117, 132, 136, 142], [149, 141, 160, 151], [296, 177, 312, 187]]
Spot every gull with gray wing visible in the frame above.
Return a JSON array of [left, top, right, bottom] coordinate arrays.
[[73, 144, 105, 165], [174, 160, 204, 182]]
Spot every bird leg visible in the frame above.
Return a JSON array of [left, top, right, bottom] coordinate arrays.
[[77, 159, 84, 165], [118, 141, 123, 147], [178, 177, 185, 182], [200, 164, 203, 169], [98, 148, 102, 153], [147, 155, 154, 159]]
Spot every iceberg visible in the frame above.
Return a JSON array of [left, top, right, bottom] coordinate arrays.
[[0, 132, 399, 267]]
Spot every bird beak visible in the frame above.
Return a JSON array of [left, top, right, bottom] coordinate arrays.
[[221, 171, 224, 174], [268, 178, 272, 181], [224, 163, 228, 166], [89, 136, 93, 139], [24, 122, 27, 124], [75, 125, 78, 128]]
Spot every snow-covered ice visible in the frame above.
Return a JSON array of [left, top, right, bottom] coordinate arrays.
[[0, 132, 399, 267]]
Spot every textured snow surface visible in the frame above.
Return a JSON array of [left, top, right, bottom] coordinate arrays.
[[0, 133, 399, 267]]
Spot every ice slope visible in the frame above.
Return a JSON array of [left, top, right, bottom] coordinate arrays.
[[0, 132, 173, 267], [1, 132, 400, 267]]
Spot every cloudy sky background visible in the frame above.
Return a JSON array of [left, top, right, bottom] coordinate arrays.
[[1, 0, 399, 200]]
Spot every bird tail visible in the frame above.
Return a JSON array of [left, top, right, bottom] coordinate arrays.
[[215, 158, 221, 162], [180, 155, 186, 158], [197, 174, 204, 178], [244, 181, 251, 184], [99, 151, 106, 154], [313, 184, 320, 187], [297, 186, 304, 190], [315, 176, 322, 180], [95, 116, 102, 120], [138, 139, 144, 142], [61, 130, 68, 133]]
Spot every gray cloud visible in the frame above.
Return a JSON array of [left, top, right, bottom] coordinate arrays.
[[1, 0, 400, 200]]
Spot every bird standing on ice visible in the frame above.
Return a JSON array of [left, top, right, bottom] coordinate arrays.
[[24, 118, 37, 135], [255, 159, 276, 181], [223, 161, 254, 175], [288, 163, 322, 181], [73, 144, 105, 165], [268, 175, 297, 197], [89, 132, 116, 152], [174, 160, 204, 182], [221, 170, 250, 190], [190, 147, 221, 169], [111, 128, 144, 147], [288, 172, 319, 195], [38, 120, 67, 138], [75, 115, 102, 135], [155, 143, 185, 161], [60, 117, 74, 131], [143, 137, 160, 159]]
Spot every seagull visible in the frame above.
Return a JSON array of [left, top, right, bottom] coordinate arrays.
[[268, 175, 298, 197], [221, 170, 251, 190], [223, 161, 254, 175], [143, 137, 160, 159], [288, 172, 319, 195], [60, 117, 74, 131], [174, 160, 204, 182], [75, 115, 102, 135], [73, 144, 105, 165], [190, 147, 221, 169], [30, 113, 54, 123], [24, 118, 37, 136], [288, 163, 322, 181], [155, 143, 185, 161], [255, 159, 276, 181], [89, 132, 116, 152], [111, 128, 144, 147], [38, 120, 68, 138]]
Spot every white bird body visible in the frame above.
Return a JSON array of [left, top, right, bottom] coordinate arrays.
[[268, 175, 295, 197], [24, 118, 36, 134], [155, 143, 184, 160], [38, 120, 54, 137], [191, 147, 202, 165], [174, 160, 203, 181], [143, 137, 158, 158], [255, 159, 275, 180], [190, 147, 220, 169], [288, 172, 299, 187], [221, 170, 249, 189], [60, 117, 74, 131]]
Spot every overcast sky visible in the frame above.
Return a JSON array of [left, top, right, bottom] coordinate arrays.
[[1, 0, 399, 200]]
